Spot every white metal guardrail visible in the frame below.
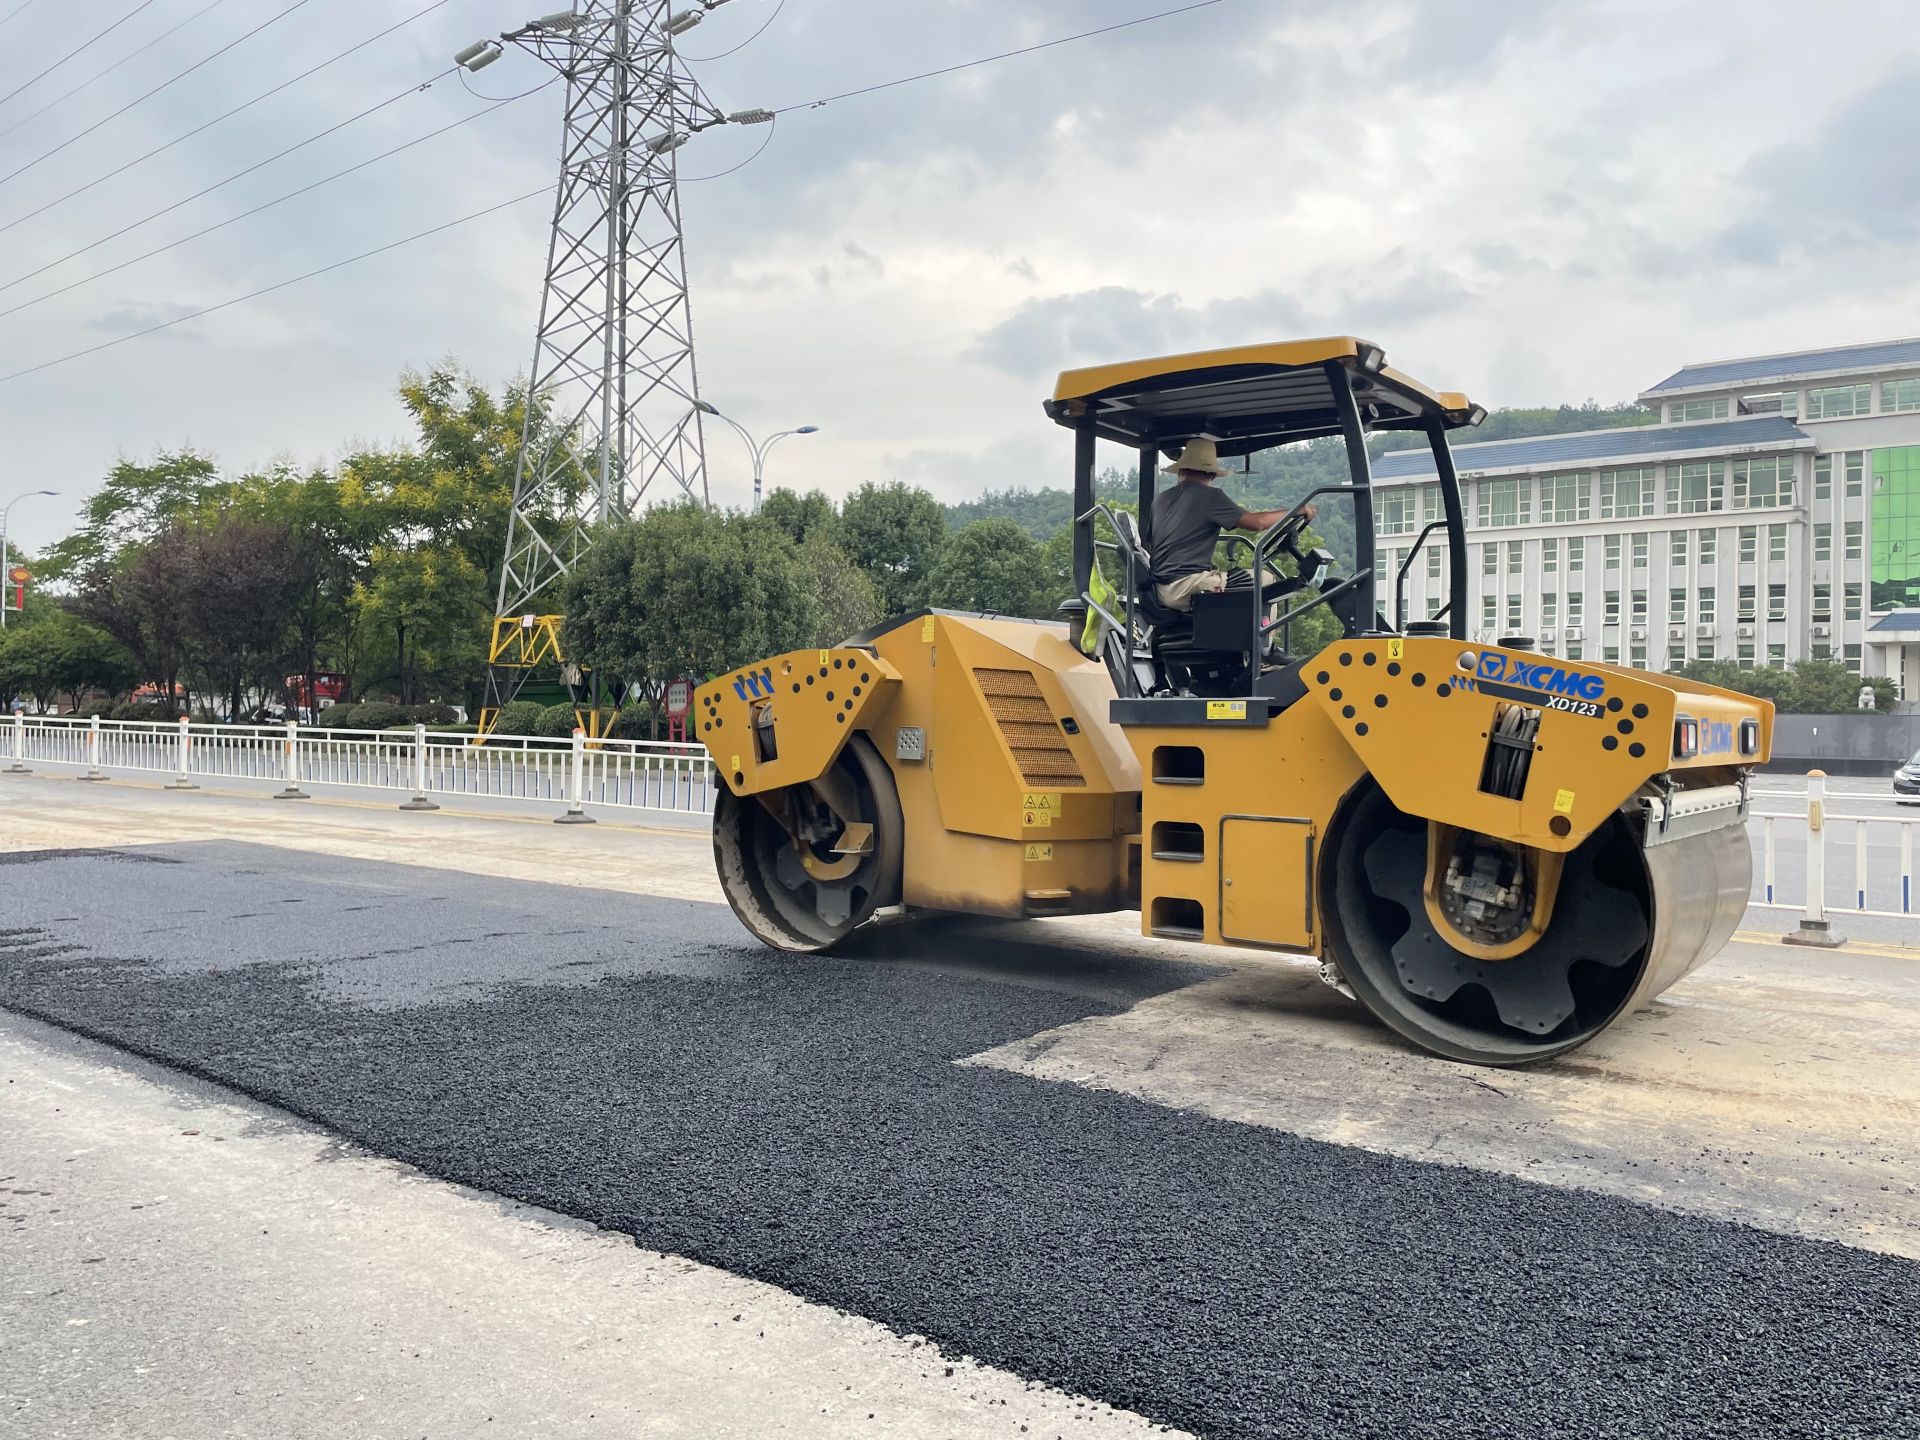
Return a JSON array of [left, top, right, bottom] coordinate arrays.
[[2, 714, 714, 820], [1750, 770, 1915, 927]]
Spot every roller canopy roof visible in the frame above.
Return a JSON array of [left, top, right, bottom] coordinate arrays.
[[1044, 337, 1483, 458]]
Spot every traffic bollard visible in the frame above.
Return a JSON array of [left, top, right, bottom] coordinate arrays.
[[1784, 770, 1843, 947], [555, 728, 595, 825], [273, 720, 310, 800], [165, 714, 198, 790], [77, 713, 109, 782], [4, 711, 28, 774], [398, 722, 440, 811]]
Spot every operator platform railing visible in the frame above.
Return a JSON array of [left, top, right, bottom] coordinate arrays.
[[2, 713, 714, 820]]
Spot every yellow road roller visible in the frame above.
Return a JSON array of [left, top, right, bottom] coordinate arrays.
[[695, 338, 1772, 1065]]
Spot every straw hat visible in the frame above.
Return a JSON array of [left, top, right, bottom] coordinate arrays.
[[1163, 437, 1230, 476]]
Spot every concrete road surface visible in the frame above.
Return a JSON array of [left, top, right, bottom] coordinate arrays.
[[1, 776, 1916, 1439]]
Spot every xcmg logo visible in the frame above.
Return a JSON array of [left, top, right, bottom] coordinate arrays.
[[731, 666, 775, 701], [1700, 720, 1736, 755], [1476, 652, 1607, 702]]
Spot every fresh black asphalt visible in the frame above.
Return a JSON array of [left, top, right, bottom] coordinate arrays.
[[2, 842, 1915, 1439]]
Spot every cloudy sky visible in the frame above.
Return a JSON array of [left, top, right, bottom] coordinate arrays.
[[0, 0, 1913, 551]]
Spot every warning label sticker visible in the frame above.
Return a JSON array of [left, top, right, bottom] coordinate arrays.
[[1553, 789, 1576, 814], [1388, 638, 1404, 660], [1023, 843, 1053, 861], [1022, 792, 1061, 829], [1205, 699, 1247, 721]]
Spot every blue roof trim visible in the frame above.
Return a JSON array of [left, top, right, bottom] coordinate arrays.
[[1373, 416, 1810, 481], [1645, 337, 1920, 394], [1868, 612, 1920, 633]]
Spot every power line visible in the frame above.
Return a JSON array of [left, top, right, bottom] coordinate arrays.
[[0, 66, 461, 297], [681, 112, 776, 182], [0, 0, 316, 193], [773, 0, 1231, 113], [0, 82, 554, 324], [0, 188, 552, 388], [0, 0, 231, 145], [0, 0, 41, 36], [679, 0, 785, 63], [0, 0, 161, 109], [0, 0, 455, 238]]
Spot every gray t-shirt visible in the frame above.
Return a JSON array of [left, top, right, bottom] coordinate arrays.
[[1150, 480, 1247, 579]]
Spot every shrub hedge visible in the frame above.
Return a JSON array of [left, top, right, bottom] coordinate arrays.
[[348, 701, 408, 731], [491, 699, 545, 736], [535, 703, 579, 738]]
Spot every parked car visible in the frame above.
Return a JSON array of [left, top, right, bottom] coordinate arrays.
[[1897, 750, 1920, 805]]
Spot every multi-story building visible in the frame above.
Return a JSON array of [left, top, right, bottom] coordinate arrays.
[[1372, 337, 1920, 699]]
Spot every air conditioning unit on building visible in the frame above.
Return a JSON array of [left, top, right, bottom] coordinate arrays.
[[1812, 624, 1830, 638], [1668, 625, 1686, 639], [1537, 628, 1556, 642], [1737, 624, 1755, 638], [1695, 624, 1715, 637], [1564, 627, 1583, 642], [1631, 628, 1647, 642]]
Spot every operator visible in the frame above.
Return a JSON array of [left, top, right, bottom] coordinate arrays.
[[1148, 437, 1313, 612]]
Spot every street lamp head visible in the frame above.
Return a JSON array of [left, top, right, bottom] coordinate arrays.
[[796, 426, 820, 435], [693, 400, 720, 416]]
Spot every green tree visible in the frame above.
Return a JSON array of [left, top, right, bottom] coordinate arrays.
[[40, 452, 226, 581], [0, 607, 134, 712], [562, 502, 820, 707], [758, 488, 838, 546], [801, 533, 883, 644], [923, 518, 1049, 617], [1671, 658, 1896, 714], [838, 481, 947, 616]]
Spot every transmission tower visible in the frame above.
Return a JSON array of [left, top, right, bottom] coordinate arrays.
[[458, 2, 763, 729]]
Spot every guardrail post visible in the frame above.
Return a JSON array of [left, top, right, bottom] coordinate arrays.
[[399, 723, 440, 811], [164, 714, 198, 790], [1784, 769, 1843, 947], [273, 720, 310, 800], [3, 711, 29, 774], [554, 728, 595, 825], [77, 713, 109, 782]]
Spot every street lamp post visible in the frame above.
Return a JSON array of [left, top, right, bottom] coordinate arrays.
[[693, 401, 818, 511], [0, 489, 58, 628]]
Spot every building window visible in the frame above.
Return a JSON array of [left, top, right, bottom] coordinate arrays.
[[1482, 544, 1498, 577], [1733, 456, 1794, 509], [1737, 642, 1755, 667], [1631, 588, 1648, 623], [1845, 643, 1861, 671], [1600, 467, 1654, 519], [1670, 530, 1687, 567], [1669, 588, 1687, 623], [1870, 444, 1920, 611], [1846, 451, 1864, 497], [1506, 594, 1522, 628], [1697, 637, 1715, 660], [1814, 455, 1832, 500], [1768, 582, 1786, 621], [1740, 391, 1798, 418], [1845, 582, 1863, 620], [1738, 583, 1757, 620], [1378, 488, 1416, 536], [1769, 525, 1787, 563], [1566, 639, 1583, 660], [1604, 590, 1621, 624], [1507, 540, 1523, 576], [1478, 476, 1530, 528], [1811, 582, 1831, 619], [1666, 461, 1724, 515], [1631, 642, 1647, 667], [1698, 586, 1716, 623], [1605, 644, 1621, 664], [1814, 522, 1831, 562], [1669, 397, 1729, 422], [1768, 643, 1786, 666], [1739, 526, 1758, 563], [1482, 594, 1497, 628], [1567, 537, 1585, 572], [1812, 641, 1831, 660], [1420, 483, 1443, 522], [1567, 592, 1584, 625], [1845, 521, 1863, 560], [1427, 547, 1442, 580], [1539, 472, 1590, 523], [1805, 383, 1871, 420], [1697, 528, 1716, 566], [1632, 532, 1648, 569], [1541, 538, 1557, 574], [1667, 642, 1686, 666], [1605, 534, 1623, 569], [1542, 593, 1558, 626], [1883, 378, 1920, 414]]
